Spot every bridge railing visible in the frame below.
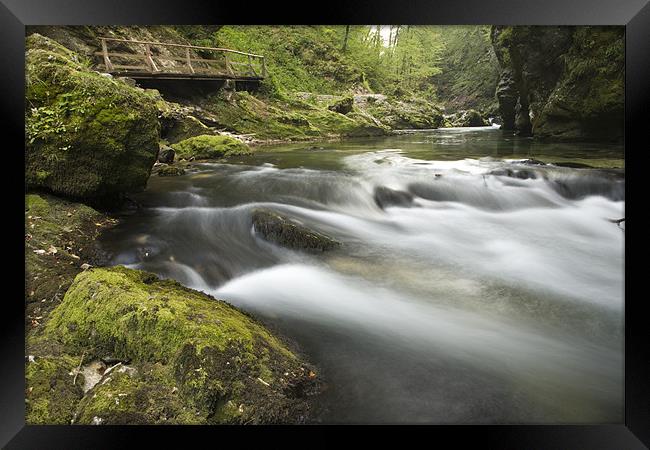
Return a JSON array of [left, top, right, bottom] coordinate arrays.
[[96, 37, 266, 79]]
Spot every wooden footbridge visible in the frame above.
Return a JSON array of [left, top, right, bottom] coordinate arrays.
[[96, 37, 266, 82]]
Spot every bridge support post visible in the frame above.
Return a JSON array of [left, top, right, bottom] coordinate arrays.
[[144, 44, 159, 72], [186, 48, 195, 74], [101, 38, 114, 71]]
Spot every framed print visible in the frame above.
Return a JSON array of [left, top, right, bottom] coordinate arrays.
[[2, 0, 649, 447]]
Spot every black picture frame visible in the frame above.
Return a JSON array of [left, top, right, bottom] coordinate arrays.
[[2, 0, 648, 447]]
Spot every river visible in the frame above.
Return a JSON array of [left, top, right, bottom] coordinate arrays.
[[99, 126, 625, 423]]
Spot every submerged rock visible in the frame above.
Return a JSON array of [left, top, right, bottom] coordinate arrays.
[[25, 34, 160, 200], [157, 165, 186, 177], [32, 266, 319, 424], [373, 186, 414, 209], [519, 159, 547, 166], [252, 209, 341, 252], [489, 168, 538, 180]]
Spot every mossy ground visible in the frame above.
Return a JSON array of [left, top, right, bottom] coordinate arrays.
[[25, 193, 116, 333], [28, 266, 319, 424]]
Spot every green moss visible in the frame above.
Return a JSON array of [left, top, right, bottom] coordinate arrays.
[[534, 27, 624, 140], [25, 34, 160, 199], [74, 363, 202, 425], [172, 135, 251, 160], [163, 115, 214, 144], [25, 193, 112, 330], [157, 165, 186, 176], [361, 97, 443, 130], [25, 354, 84, 424], [41, 266, 318, 423]]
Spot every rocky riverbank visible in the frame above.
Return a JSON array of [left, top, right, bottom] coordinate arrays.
[[24, 33, 325, 424]]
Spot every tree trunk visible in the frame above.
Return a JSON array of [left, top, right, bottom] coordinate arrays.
[[342, 25, 350, 51]]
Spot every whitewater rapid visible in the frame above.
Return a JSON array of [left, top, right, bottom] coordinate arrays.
[[102, 142, 624, 423]]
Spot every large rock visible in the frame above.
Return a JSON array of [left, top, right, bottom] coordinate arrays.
[[491, 26, 623, 140], [252, 209, 340, 252], [25, 34, 161, 200], [157, 146, 175, 164], [162, 115, 215, 144], [328, 95, 354, 115], [30, 266, 319, 424], [446, 109, 488, 127], [171, 135, 251, 160]]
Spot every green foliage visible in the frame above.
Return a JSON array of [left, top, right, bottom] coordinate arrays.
[[188, 26, 464, 101], [431, 25, 500, 112]]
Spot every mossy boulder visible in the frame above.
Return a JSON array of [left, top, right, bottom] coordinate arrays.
[[25, 34, 161, 200], [252, 209, 341, 252], [40, 266, 318, 424], [171, 135, 252, 160], [359, 97, 444, 129], [25, 354, 85, 424], [447, 109, 487, 127], [328, 95, 354, 115], [162, 115, 214, 144], [157, 165, 186, 177]]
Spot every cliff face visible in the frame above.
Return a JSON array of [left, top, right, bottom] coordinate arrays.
[[491, 26, 624, 141]]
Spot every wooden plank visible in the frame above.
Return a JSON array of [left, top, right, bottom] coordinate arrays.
[[110, 64, 150, 70], [138, 55, 226, 64], [94, 51, 147, 60]]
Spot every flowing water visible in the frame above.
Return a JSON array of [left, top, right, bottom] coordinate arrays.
[[100, 127, 625, 424]]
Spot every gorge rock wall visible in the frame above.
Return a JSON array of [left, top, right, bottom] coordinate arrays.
[[491, 26, 624, 141]]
